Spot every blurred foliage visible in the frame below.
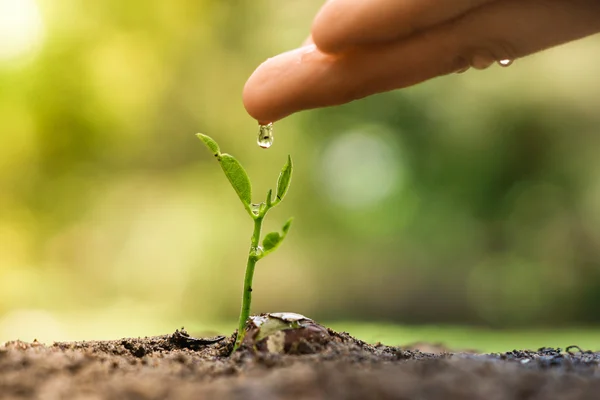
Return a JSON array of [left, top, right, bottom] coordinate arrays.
[[1, 0, 600, 342]]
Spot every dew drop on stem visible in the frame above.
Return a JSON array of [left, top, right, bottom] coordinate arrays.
[[257, 123, 274, 149], [250, 203, 264, 216], [498, 59, 513, 67], [251, 246, 264, 257]]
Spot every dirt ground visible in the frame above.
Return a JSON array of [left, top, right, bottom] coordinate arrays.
[[1, 326, 600, 400]]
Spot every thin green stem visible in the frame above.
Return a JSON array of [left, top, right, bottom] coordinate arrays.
[[232, 215, 264, 352]]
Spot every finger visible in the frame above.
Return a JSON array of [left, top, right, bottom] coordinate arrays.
[[243, 35, 463, 123], [312, 0, 496, 53], [243, 0, 600, 123], [455, 0, 600, 59]]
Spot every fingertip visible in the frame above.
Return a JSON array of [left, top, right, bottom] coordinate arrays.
[[242, 72, 265, 122], [242, 54, 297, 123], [242, 66, 279, 123]]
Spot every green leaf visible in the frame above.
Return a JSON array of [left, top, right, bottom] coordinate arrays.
[[219, 154, 252, 206], [282, 218, 293, 234], [266, 189, 273, 208], [275, 155, 293, 202], [261, 218, 293, 255], [262, 232, 282, 252], [196, 133, 220, 155]]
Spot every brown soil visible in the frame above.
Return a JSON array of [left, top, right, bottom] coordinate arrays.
[[1, 327, 599, 400]]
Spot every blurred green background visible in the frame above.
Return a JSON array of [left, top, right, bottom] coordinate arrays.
[[2, 0, 600, 351]]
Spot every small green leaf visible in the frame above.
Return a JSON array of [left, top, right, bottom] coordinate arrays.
[[263, 232, 282, 252], [266, 189, 273, 208], [282, 217, 293, 234], [261, 218, 293, 256], [196, 133, 220, 155], [219, 154, 252, 206], [275, 155, 293, 202]]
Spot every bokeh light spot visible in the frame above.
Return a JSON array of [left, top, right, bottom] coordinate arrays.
[[0, 0, 44, 62], [318, 127, 403, 209]]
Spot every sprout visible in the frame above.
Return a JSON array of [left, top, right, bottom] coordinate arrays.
[[197, 133, 294, 353]]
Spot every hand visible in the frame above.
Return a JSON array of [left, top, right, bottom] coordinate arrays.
[[243, 0, 600, 123]]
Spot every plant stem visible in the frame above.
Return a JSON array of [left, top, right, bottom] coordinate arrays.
[[232, 215, 263, 352]]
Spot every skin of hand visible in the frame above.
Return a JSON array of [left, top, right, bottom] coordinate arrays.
[[243, 0, 600, 124]]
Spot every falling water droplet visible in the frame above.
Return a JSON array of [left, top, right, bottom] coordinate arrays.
[[257, 123, 274, 149], [498, 59, 513, 67]]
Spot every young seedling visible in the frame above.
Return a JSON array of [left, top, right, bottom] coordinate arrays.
[[197, 133, 293, 353]]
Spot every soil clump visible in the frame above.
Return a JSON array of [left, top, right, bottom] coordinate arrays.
[[1, 328, 599, 399]]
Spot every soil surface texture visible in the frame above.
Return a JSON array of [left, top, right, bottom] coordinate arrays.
[[1, 327, 600, 400]]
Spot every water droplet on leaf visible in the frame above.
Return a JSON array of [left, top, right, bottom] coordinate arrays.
[[250, 202, 264, 216], [257, 123, 274, 149], [498, 59, 513, 67]]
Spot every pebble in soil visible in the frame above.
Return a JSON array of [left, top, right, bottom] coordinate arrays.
[[241, 312, 331, 354]]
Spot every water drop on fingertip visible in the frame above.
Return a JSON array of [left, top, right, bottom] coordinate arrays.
[[498, 59, 513, 67], [257, 123, 274, 149]]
